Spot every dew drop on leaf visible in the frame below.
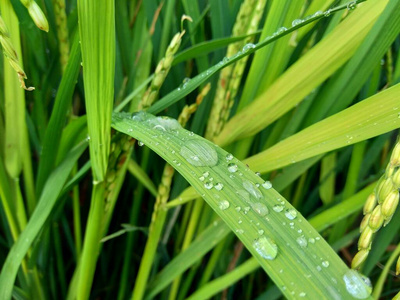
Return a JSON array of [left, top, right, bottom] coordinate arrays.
[[284, 208, 297, 220], [218, 200, 230, 210], [343, 270, 372, 299], [227, 163, 238, 173], [273, 204, 284, 212], [253, 237, 278, 260], [251, 202, 269, 216], [262, 180, 272, 190], [243, 180, 263, 200], [226, 153, 234, 161]]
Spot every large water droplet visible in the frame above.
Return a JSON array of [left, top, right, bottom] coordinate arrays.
[[251, 202, 269, 216], [243, 180, 263, 200], [284, 208, 297, 220], [218, 200, 230, 210], [227, 163, 238, 173], [343, 270, 372, 299], [253, 237, 278, 260], [180, 140, 218, 167]]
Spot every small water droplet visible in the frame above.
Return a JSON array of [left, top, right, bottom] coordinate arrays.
[[138, 141, 144, 146], [258, 229, 264, 235], [322, 261, 330, 268], [343, 270, 372, 299], [235, 206, 241, 212], [251, 202, 269, 216], [253, 237, 278, 260], [214, 183, 224, 191], [199, 176, 205, 181], [285, 208, 297, 220], [324, 9, 332, 17], [296, 236, 308, 248], [347, 1, 357, 10], [273, 204, 284, 212], [262, 181, 272, 190], [204, 182, 213, 189], [180, 140, 218, 167], [292, 19, 303, 27], [276, 27, 287, 35], [242, 43, 256, 51], [313, 10, 323, 17], [236, 229, 244, 234], [218, 200, 230, 210], [226, 153, 234, 161], [299, 292, 306, 297], [227, 163, 238, 173]]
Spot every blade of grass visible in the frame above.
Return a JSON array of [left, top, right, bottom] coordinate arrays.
[[112, 111, 372, 299], [243, 83, 400, 173], [215, 0, 387, 146], [0, 141, 87, 300]]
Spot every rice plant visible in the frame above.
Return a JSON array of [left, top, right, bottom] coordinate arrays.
[[1, 0, 400, 299]]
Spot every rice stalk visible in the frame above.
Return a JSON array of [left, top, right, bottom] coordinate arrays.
[[205, 0, 266, 140], [52, 0, 69, 72]]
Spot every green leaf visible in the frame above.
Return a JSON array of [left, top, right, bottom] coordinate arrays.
[[112, 111, 372, 299], [244, 83, 400, 173], [0, 141, 87, 300]]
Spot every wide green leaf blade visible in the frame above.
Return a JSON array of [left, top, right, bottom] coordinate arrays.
[[112, 111, 372, 299], [244, 83, 400, 173]]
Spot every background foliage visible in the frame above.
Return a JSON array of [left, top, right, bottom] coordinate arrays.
[[0, 0, 400, 299]]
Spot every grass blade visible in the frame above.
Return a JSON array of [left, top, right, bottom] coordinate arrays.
[[112, 111, 372, 299]]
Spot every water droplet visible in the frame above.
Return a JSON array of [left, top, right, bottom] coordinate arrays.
[[251, 202, 269, 216], [292, 19, 303, 27], [322, 261, 330, 268], [214, 183, 224, 191], [296, 236, 308, 248], [258, 229, 264, 235], [236, 229, 244, 234], [313, 10, 323, 17], [347, 1, 356, 10], [180, 140, 218, 167], [299, 292, 306, 297], [203, 171, 210, 178], [235, 206, 241, 212], [284, 208, 297, 220], [343, 270, 372, 299], [255, 172, 261, 177], [227, 163, 238, 173], [262, 181, 272, 190], [218, 200, 230, 210], [324, 9, 332, 17], [253, 237, 278, 260], [204, 182, 213, 189], [199, 176, 205, 181], [226, 153, 233, 161], [138, 141, 144, 146], [242, 43, 256, 51], [273, 204, 284, 212], [276, 27, 287, 35], [222, 57, 229, 63], [243, 206, 250, 214], [308, 238, 315, 244], [243, 180, 263, 200]]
